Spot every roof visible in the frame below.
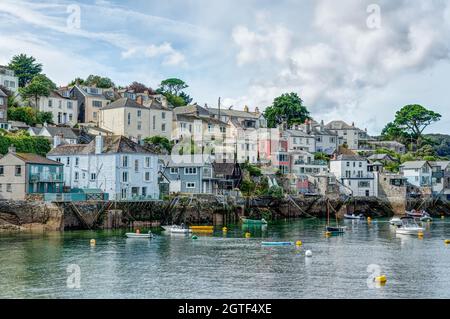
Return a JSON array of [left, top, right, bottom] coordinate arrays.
[[176, 113, 227, 125], [73, 85, 114, 99], [368, 140, 406, 147], [101, 97, 146, 110], [28, 127, 41, 135], [430, 161, 450, 169], [400, 161, 430, 169], [285, 130, 312, 138], [0, 88, 6, 97], [48, 135, 157, 156], [173, 104, 210, 117], [368, 154, 394, 161], [333, 154, 366, 161], [212, 162, 239, 176], [325, 120, 358, 130], [207, 107, 261, 120], [44, 126, 79, 139], [14, 153, 63, 165]]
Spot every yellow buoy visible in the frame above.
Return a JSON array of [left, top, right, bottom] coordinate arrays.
[[442, 215, 446, 219], [418, 232, 424, 238], [296, 240, 302, 246], [245, 232, 251, 238], [90, 239, 96, 246], [374, 275, 387, 283], [325, 231, 332, 237], [222, 227, 228, 232], [445, 239, 450, 245], [367, 217, 372, 222]]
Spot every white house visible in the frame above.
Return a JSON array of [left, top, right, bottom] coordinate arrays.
[[47, 135, 161, 200], [284, 129, 316, 153], [0, 66, 19, 93], [400, 161, 432, 188], [325, 120, 371, 150], [430, 161, 450, 199], [295, 120, 338, 155], [34, 90, 78, 126], [290, 150, 328, 176], [330, 154, 378, 197]]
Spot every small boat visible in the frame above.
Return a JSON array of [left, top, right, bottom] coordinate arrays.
[[420, 213, 433, 222], [344, 213, 365, 220], [190, 225, 214, 231], [125, 231, 154, 239], [406, 209, 426, 218], [390, 217, 403, 227], [241, 217, 268, 225], [326, 226, 347, 234], [162, 225, 192, 234], [261, 242, 293, 246], [396, 217, 425, 235]]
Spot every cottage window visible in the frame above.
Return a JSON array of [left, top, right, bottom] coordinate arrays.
[[90, 173, 96, 181], [153, 116, 156, 130], [170, 168, 179, 174], [0, 98, 4, 105], [122, 156, 128, 167], [162, 112, 166, 119], [0, 184, 2, 192], [74, 172, 79, 181], [186, 182, 196, 189], [56, 158, 61, 163], [0, 166, 3, 175], [66, 157, 70, 165], [145, 157, 151, 168], [6, 184, 12, 192], [122, 171, 128, 182], [15, 165, 21, 176], [184, 167, 197, 175], [67, 101, 73, 109], [121, 188, 127, 199], [137, 121, 142, 130], [144, 171, 151, 182], [127, 113, 131, 125], [162, 124, 166, 132], [137, 110, 142, 117], [48, 100, 53, 107], [92, 100, 102, 108], [134, 160, 139, 172], [75, 157, 79, 166]]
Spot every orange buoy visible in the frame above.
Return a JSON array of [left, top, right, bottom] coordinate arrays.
[[136, 229, 140, 234]]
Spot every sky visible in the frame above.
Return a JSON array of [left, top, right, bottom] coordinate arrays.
[[1, 0, 450, 135]]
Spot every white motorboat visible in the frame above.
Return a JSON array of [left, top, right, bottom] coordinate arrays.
[[396, 217, 425, 235], [162, 225, 192, 234], [344, 213, 365, 220], [389, 217, 403, 227], [125, 231, 154, 239]]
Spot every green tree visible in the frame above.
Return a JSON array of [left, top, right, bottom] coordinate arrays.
[[144, 136, 173, 153], [19, 74, 56, 108], [8, 106, 53, 126], [393, 104, 441, 146], [381, 122, 411, 143], [164, 93, 186, 108], [240, 178, 256, 197], [84, 75, 115, 88], [158, 78, 188, 95], [8, 54, 43, 87], [68, 77, 85, 86], [263, 93, 310, 128], [179, 91, 193, 105]]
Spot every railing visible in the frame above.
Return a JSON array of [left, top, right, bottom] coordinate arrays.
[[30, 173, 63, 183], [293, 160, 328, 166]]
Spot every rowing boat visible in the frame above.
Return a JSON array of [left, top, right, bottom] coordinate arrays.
[[241, 217, 268, 225], [261, 242, 293, 246]]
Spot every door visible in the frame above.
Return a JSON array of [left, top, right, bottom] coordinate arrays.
[[170, 180, 181, 193]]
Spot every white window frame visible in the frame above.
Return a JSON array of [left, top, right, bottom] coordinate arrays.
[[170, 168, 179, 174], [184, 167, 197, 175], [186, 182, 196, 189]]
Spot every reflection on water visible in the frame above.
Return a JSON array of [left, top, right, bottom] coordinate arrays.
[[1, 219, 450, 299]]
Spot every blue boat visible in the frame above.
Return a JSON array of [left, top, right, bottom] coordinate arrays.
[[261, 242, 293, 246]]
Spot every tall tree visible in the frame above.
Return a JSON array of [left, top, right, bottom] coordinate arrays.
[[263, 92, 310, 128], [19, 74, 57, 108], [8, 54, 43, 87], [84, 75, 115, 88], [128, 81, 155, 94], [68, 77, 85, 86], [393, 104, 441, 146], [158, 78, 188, 95]]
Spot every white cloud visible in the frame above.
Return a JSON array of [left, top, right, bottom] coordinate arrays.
[[122, 42, 186, 66], [229, 1, 450, 130]]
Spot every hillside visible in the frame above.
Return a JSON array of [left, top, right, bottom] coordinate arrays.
[[425, 134, 450, 159]]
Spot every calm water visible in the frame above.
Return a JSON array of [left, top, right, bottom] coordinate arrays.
[[1, 219, 450, 299]]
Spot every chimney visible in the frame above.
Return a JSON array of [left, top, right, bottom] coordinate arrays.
[[95, 135, 103, 155], [352, 122, 355, 127], [53, 134, 63, 148], [255, 107, 260, 115], [8, 145, 16, 154], [136, 95, 143, 105], [244, 105, 249, 113]]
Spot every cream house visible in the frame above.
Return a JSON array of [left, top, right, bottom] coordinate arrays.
[[71, 85, 115, 124], [100, 97, 173, 143], [33, 90, 78, 126]]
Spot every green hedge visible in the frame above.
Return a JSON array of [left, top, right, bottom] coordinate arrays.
[[0, 136, 51, 156]]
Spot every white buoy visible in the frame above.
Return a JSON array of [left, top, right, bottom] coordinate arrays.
[[305, 250, 313, 257]]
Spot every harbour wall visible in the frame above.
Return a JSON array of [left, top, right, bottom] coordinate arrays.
[[1, 196, 449, 232]]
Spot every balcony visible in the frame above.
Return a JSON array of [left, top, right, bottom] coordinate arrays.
[[294, 160, 328, 166], [30, 173, 63, 183]]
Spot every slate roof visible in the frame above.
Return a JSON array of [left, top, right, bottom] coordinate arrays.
[[101, 97, 146, 110], [48, 135, 157, 156], [44, 126, 79, 139], [212, 163, 239, 176], [0, 88, 7, 97], [207, 108, 261, 119], [325, 120, 358, 130], [334, 154, 366, 161], [368, 154, 394, 161], [400, 161, 429, 169], [14, 153, 63, 165]]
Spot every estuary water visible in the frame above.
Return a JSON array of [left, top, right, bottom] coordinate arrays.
[[1, 219, 450, 299]]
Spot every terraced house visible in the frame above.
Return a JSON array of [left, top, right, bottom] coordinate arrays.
[[0, 65, 19, 93], [47, 135, 160, 200], [33, 89, 78, 125], [0, 147, 64, 200], [71, 85, 115, 124]]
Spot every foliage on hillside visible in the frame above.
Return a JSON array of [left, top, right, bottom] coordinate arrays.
[[0, 130, 51, 156], [8, 106, 53, 126]]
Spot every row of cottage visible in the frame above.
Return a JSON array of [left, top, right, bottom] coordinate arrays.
[[0, 131, 448, 201]]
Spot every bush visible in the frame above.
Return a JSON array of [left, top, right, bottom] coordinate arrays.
[[0, 135, 51, 156], [8, 106, 54, 126]]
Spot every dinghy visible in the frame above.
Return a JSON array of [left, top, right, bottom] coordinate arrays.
[[396, 217, 425, 235], [162, 225, 192, 234], [125, 231, 154, 239], [389, 217, 403, 227], [325, 200, 346, 234], [241, 217, 268, 225], [261, 242, 293, 246], [344, 213, 364, 220]]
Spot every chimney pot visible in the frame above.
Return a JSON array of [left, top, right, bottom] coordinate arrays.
[[8, 145, 16, 154]]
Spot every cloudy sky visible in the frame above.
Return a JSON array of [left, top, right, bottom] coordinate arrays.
[[1, 0, 449, 135]]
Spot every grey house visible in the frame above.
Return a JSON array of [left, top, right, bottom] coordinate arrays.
[[164, 155, 218, 194]]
